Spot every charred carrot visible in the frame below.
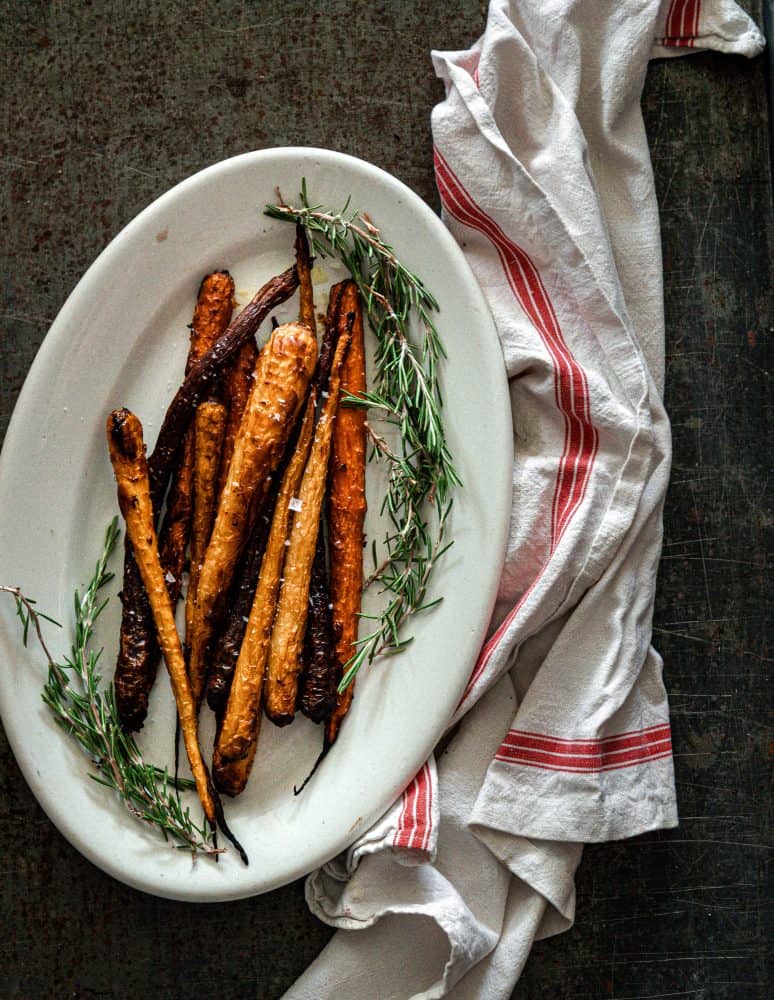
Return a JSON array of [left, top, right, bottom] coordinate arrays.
[[298, 280, 348, 722]]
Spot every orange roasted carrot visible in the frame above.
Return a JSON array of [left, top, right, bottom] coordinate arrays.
[[184, 400, 228, 656], [325, 281, 367, 747], [216, 338, 259, 498]]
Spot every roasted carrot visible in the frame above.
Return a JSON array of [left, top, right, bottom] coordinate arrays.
[[325, 281, 367, 747], [296, 222, 316, 333], [184, 400, 227, 654], [209, 495, 274, 796], [215, 393, 316, 767], [264, 327, 352, 725], [298, 281, 347, 722], [212, 734, 257, 798], [204, 494, 274, 714], [299, 541, 340, 722], [187, 321, 318, 706], [114, 270, 234, 731], [315, 280, 345, 380], [107, 409, 219, 829], [189, 270, 237, 362], [216, 337, 259, 498], [157, 432, 195, 599], [113, 561, 157, 732]]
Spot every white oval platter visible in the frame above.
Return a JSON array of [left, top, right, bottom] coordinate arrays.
[[0, 148, 511, 901]]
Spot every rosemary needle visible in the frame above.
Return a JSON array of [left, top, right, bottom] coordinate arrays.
[[265, 184, 459, 690]]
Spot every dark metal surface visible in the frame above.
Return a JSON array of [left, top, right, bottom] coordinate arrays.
[[0, 3, 769, 998]]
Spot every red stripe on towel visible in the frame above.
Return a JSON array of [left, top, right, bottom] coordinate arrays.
[[393, 763, 432, 851], [433, 147, 598, 707], [659, 0, 701, 47], [495, 723, 673, 772]]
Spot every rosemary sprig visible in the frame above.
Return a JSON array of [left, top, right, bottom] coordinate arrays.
[[265, 183, 459, 690], [1, 518, 219, 858]]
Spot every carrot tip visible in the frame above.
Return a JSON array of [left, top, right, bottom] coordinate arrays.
[[293, 741, 329, 795]]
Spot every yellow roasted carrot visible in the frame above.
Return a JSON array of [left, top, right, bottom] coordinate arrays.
[[213, 393, 316, 782], [106, 409, 218, 827]]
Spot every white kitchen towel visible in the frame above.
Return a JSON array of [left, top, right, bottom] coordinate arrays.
[[284, 2, 764, 998]]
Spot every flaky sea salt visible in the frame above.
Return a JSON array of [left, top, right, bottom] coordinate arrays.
[[288, 497, 303, 512]]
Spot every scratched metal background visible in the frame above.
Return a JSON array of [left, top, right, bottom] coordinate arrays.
[[0, 2, 770, 998]]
